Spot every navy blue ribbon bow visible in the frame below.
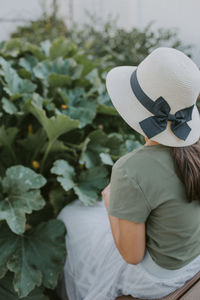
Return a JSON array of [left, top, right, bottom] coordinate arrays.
[[130, 70, 194, 140]]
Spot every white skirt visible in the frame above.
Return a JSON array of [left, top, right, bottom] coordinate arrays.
[[57, 199, 200, 300]]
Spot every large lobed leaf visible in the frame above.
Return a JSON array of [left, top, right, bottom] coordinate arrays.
[[19, 55, 38, 79], [17, 128, 47, 164], [0, 166, 46, 234], [74, 166, 109, 205], [51, 159, 75, 191], [23, 99, 79, 144], [0, 272, 49, 300], [61, 87, 97, 128], [79, 129, 113, 168], [51, 159, 109, 205], [0, 57, 36, 98], [0, 220, 66, 298], [2, 97, 18, 115], [0, 39, 46, 60], [33, 57, 83, 87], [49, 37, 77, 59], [0, 126, 18, 149]]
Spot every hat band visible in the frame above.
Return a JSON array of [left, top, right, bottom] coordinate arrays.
[[130, 69, 194, 140]]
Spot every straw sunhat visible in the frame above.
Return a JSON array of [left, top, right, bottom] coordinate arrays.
[[106, 47, 200, 147]]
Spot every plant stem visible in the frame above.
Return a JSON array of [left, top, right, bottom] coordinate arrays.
[[8, 145, 17, 163], [40, 139, 54, 173]]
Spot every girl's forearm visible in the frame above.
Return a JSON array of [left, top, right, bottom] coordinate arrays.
[[102, 184, 121, 250], [107, 213, 120, 249]]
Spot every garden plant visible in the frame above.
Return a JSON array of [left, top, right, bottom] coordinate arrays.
[[0, 36, 142, 299]]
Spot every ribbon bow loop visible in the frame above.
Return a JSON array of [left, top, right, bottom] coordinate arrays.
[[130, 70, 194, 141]]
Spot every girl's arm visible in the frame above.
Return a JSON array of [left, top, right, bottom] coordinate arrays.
[[102, 184, 146, 265]]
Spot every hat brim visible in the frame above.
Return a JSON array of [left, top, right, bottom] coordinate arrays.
[[106, 66, 200, 147]]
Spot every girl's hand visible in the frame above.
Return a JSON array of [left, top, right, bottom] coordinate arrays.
[[101, 183, 111, 210]]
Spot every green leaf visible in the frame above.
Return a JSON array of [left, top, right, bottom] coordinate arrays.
[[17, 128, 47, 163], [79, 130, 110, 168], [97, 104, 118, 116], [74, 166, 109, 205], [23, 99, 79, 144], [33, 57, 82, 87], [48, 73, 71, 87], [62, 88, 97, 128], [0, 220, 66, 297], [0, 165, 46, 234], [26, 43, 46, 61], [106, 133, 126, 156], [50, 160, 109, 205], [99, 153, 113, 166], [125, 139, 142, 152], [86, 68, 101, 90], [18, 67, 32, 80], [19, 55, 38, 75], [1, 39, 24, 57], [49, 188, 70, 215], [56, 87, 70, 105], [0, 126, 19, 163], [0, 230, 18, 279], [0, 272, 49, 300], [0, 57, 36, 97], [48, 140, 76, 155], [107, 133, 142, 159], [0, 126, 18, 148], [0, 126, 19, 146], [96, 87, 119, 116], [40, 40, 51, 57], [73, 54, 98, 77], [51, 159, 75, 191], [0, 39, 45, 60], [2, 98, 18, 115], [30, 92, 43, 109], [49, 37, 77, 59]]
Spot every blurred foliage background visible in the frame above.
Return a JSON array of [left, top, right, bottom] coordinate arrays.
[[11, 10, 192, 68]]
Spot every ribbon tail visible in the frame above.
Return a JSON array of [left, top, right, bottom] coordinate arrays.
[[139, 116, 167, 139], [175, 105, 194, 122], [171, 122, 192, 141]]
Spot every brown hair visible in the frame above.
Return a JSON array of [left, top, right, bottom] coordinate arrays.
[[170, 139, 200, 201]]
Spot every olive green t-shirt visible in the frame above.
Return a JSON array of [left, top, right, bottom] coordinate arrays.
[[108, 144, 200, 270]]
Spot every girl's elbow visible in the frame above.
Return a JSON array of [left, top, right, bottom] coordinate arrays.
[[123, 256, 143, 265], [118, 247, 145, 265]]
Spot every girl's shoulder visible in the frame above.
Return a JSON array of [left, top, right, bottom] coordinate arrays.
[[113, 144, 171, 172]]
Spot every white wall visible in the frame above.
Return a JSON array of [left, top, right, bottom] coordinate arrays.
[[0, 0, 199, 65], [138, 0, 200, 66], [0, 0, 42, 40], [69, 0, 200, 65]]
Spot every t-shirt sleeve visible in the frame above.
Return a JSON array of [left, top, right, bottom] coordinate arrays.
[[107, 165, 151, 223]]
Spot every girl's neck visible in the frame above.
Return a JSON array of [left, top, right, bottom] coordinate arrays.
[[144, 138, 160, 147]]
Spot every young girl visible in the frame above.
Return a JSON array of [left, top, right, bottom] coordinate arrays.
[[58, 47, 200, 300]]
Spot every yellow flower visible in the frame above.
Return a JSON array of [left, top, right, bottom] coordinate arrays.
[[28, 124, 33, 134], [98, 124, 104, 130], [61, 104, 68, 109], [32, 160, 40, 169], [25, 224, 32, 231]]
